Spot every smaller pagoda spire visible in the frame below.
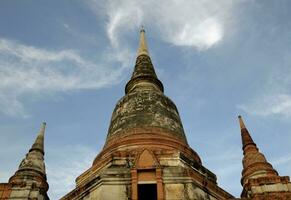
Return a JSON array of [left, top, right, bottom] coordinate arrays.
[[238, 116, 278, 194], [30, 122, 46, 154], [238, 116, 256, 150], [238, 116, 291, 200], [11, 122, 48, 177], [137, 26, 149, 56], [9, 122, 49, 199]]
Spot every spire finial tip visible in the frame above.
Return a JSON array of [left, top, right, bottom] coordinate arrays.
[[238, 115, 246, 129], [137, 25, 148, 56], [39, 122, 46, 135]]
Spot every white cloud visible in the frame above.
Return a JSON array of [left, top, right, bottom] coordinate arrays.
[[0, 38, 128, 117], [238, 94, 291, 117], [172, 17, 223, 48], [89, 0, 244, 50], [105, 1, 143, 48]]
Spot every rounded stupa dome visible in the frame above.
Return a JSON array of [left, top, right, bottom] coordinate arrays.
[[106, 88, 187, 144]]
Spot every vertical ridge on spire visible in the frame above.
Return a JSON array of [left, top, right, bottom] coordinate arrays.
[[30, 122, 46, 154], [137, 26, 149, 56]]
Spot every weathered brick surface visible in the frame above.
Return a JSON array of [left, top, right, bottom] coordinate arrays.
[[0, 183, 11, 200], [239, 116, 291, 199]]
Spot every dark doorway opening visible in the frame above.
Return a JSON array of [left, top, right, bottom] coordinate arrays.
[[138, 184, 157, 200]]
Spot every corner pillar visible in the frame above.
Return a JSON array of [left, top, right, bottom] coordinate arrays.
[[131, 169, 138, 200], [156, 168, 164, 200]]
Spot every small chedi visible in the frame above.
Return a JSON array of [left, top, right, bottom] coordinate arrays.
[[1, 29, 291, 200], [0, 123, 49, 199]]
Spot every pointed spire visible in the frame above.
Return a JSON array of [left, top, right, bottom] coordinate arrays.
[[30, 122, 46, 155], [238, 115, 246, 129], [237, 117, 291, 200], [238, 116, 278, 194], [125, 28, 164, 94], [9, 122, 49, 194], [238, 116, 256, 149], [137, 26, 149, 56], [15, 122, 47, 174]]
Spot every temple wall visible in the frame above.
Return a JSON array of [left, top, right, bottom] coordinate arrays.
[[63, 150, 233, 200], [8, 185, 46, 200], [251, 182, 291, 194], [82, 184, 128, 200], [164, 183, 219, 200]]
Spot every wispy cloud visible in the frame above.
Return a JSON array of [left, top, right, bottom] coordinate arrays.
[[89, 0, 245, 50], [0, 38, 128, 117], [238, 94, 291, 117], [271, 154, 291, 179], [271, 154, 291, 166], [0, 0, 247, 117], [204, 149, 242, 196]]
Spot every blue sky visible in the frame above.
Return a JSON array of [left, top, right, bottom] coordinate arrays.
[[0, 0, 291, 199]]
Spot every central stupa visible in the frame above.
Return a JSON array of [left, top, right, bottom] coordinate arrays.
[[61, 29, 234, 200]]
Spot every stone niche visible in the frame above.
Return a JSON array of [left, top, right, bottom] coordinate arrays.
[[131, 149, 164, 200]]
